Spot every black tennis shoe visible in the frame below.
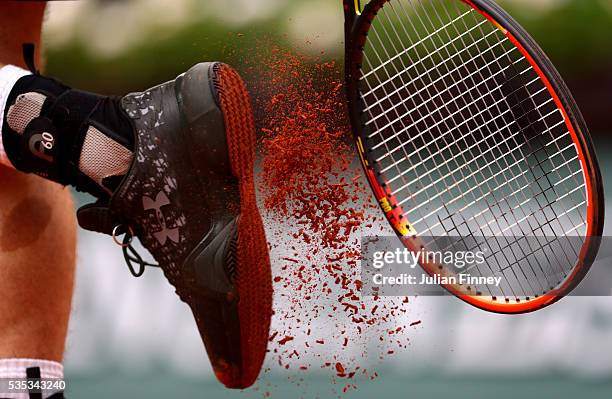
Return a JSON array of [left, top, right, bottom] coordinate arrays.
[[77, 63, 273, 389]]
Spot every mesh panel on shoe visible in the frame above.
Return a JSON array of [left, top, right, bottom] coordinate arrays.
[[79, 126, 133, 192], [6, 92, 46, 134]]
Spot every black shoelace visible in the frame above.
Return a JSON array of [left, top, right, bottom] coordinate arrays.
[[113, 225, 160, 278]]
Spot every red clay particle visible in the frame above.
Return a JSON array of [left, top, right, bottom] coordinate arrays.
[[278, 336, 294, 345]]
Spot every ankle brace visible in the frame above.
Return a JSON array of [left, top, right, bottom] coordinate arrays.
[[1, 74, 134, 198]]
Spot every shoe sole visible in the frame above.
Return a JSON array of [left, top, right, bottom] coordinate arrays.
[[215, 64, 273, 389]]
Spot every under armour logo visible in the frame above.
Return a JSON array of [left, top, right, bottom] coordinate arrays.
[[143, 192, 180, 245]]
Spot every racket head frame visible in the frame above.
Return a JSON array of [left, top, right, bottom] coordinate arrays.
[[344, 0, 605, 313]]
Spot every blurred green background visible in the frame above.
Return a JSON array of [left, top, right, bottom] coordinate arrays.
[[36, 0, 612, 398], [44, 0, 612, 135]]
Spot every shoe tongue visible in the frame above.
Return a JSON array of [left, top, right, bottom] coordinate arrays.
[[76, 201, 117, 235]]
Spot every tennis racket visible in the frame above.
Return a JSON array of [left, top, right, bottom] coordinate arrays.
[[344, 0, 605, 313]]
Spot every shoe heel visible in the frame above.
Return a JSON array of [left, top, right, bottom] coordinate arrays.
[[177, 62, 233, 176]]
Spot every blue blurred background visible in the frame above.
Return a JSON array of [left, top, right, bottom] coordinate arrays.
[[39, 0, 612, 398]]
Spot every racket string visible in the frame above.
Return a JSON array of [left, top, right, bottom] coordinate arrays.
[[369, 0, 513, 295], [384, 94, 553, 187], [439, 0, 570, 292], [358, 0, 589, 299], [426, 0, 581, 294], [454, 0, 585, 235], [452, 0, 584, 286], [361, 9, 475, 81], [400, 0, 544, 296], [377, 0, 537, 295]]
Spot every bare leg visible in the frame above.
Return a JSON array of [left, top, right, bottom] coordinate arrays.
[[0, 2, 76, 362]]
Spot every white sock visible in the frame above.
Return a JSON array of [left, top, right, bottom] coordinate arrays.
[[0, 358, 64, 399], [0, 65, 32, 169]]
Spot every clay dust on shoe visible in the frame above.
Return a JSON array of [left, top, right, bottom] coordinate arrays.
[[217, 64, 274, 389]]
